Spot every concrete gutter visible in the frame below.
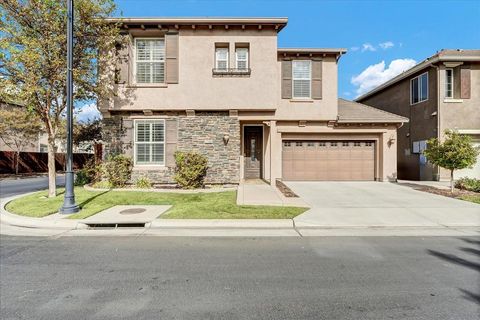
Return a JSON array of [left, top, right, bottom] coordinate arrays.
[[151, 219, 293, 229]]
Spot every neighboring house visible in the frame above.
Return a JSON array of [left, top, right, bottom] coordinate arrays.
[[0, 100, 92, 154], [357, 49, 480, 181], [0, 100, 40, 152], [100, 17, 407, 185]]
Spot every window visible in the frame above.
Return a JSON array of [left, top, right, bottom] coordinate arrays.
[[292, 60, 311, 99], [411, 72, 428, 104], [445, 69, 454, 98], [215, 47, 229, 70], [283, 141, 291, 147], [412, 140, 427, 154], [330, 142, 337, 147], [365, 142, 373, 147], [296, 142, 303, 147], [39, 144, 48, 153], [235, 47, 249, 70], [307, 142, 315, 147], [354, 142, 361, 147], [319, 142, 326, 147], [135, 38, 165, 84], [342, 142, 349, 147], [134, 120, 165, 165]]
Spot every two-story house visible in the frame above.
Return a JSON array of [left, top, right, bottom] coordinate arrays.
[[100, 17, 407, 186], [357, 49, 480, 181]]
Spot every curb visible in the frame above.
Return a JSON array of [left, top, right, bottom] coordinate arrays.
[[1, 194, 86, 230], [84, 184, 237, 193], [150, 219, 294, 229]]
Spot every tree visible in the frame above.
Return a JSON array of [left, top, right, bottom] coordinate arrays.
[[424, 130, 479, 192], [73, 118, 102, 150], [0, 107, 42, 174], [0, 0, 121, 197]]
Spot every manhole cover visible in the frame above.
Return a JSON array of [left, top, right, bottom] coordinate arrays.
[[119, 208, 146, 215]]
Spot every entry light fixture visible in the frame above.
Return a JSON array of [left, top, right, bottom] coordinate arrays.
[[223, 134, 230, 145]]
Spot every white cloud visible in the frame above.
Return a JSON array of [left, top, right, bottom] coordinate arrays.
[[379, 41, 394, 50], [76, 103, 101, 122], [361, 43, 376, 52], [343, 91, 352, 97], [350, 46, 360, 52], [351, 58, 417, 96]]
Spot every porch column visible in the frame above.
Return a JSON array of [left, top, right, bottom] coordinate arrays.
[[269, 120, 282, 186]]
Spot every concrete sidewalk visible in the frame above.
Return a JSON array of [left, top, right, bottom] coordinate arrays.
[[2, 188, 479, 237]]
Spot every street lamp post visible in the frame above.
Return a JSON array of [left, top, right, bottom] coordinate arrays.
[[60, 0, 79, 214]]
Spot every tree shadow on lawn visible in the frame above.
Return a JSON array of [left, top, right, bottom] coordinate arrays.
[[77, 190, 110, 209]]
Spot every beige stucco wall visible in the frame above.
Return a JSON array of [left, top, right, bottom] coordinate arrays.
[[111, 28, 280, 111], [275, 55, 338, 120], [107, 28, 339, 121]]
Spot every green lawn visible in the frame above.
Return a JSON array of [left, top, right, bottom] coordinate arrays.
[[458, 194, 480, 204], [5, 187, 307, 219]]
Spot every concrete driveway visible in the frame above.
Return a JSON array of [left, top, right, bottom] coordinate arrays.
[[285, 182, 480, 228]]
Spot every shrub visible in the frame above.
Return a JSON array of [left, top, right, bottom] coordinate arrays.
[[174, 151, 208, 189], [101, 155, 133, 188], [74, 169, 90, 186], [75, 158, 101, 186], [455, 177, 480, 193], [135, 176, 153, 189]]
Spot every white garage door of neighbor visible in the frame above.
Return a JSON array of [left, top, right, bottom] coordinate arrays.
[[454, 141, 480, 179]]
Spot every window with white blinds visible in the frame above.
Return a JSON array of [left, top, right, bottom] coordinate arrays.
[[215, 47, 229, 70], [134, 119, 165, 165], [235, 48, 249, 70], [292, 60, 311, 98], [135, 38, 165, 84]]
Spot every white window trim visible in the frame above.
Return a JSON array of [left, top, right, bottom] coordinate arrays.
[[445, 68, 454, 99], [133, 38, 165, 84], [292, 60, 312, 99], [235, 47, 249, 69], [133, 119, 166, 166], [215, 47, 229, 70], [410, 71, 429, 105]]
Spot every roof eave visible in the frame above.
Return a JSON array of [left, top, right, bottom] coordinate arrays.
[[356, 54, 480, 101]]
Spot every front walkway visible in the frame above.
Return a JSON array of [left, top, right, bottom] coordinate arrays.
[[236, 180, 308, 207], [285, 181, 480, 228]]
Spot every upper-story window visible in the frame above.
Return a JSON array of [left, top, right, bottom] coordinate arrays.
[[135, 38, 165, 84], [410, 72, 428, 105], [292, 60, 311, 99], [215, 46, 229, 70], [235, 47, 249, 70], [445, 69, 454, 98]]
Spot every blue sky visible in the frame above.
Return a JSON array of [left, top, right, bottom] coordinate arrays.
[[80, 0, 479, 120]]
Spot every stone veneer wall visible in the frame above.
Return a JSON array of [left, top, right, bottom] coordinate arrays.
[[103, 111, 240, 185]]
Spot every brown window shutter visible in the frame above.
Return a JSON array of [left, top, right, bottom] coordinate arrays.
[[165, 119, 178, 167], [460, 66, 471, 99], [311, 59, 322, 99], [165, 33, 179, 84], [281, 59, 292, 99], [115, 41, 129, 84]]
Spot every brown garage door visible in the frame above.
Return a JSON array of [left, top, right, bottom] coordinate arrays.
[[282, 140, 375, 181]]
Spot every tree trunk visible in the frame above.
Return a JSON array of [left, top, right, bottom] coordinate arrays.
[[450, 169, 454, 193], [47, 139, 56, 198], [15, 151, 19, 175]]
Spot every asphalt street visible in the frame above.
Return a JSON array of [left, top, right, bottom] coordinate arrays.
[[0, 175, 65, 198], [1, 236, 479, 319]]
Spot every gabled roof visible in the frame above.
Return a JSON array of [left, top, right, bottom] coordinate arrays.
[[337, 98, 408, 123], [356, 49, 480, 101]]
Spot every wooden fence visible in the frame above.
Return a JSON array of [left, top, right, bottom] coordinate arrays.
[[0, 151, 93, 174]]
